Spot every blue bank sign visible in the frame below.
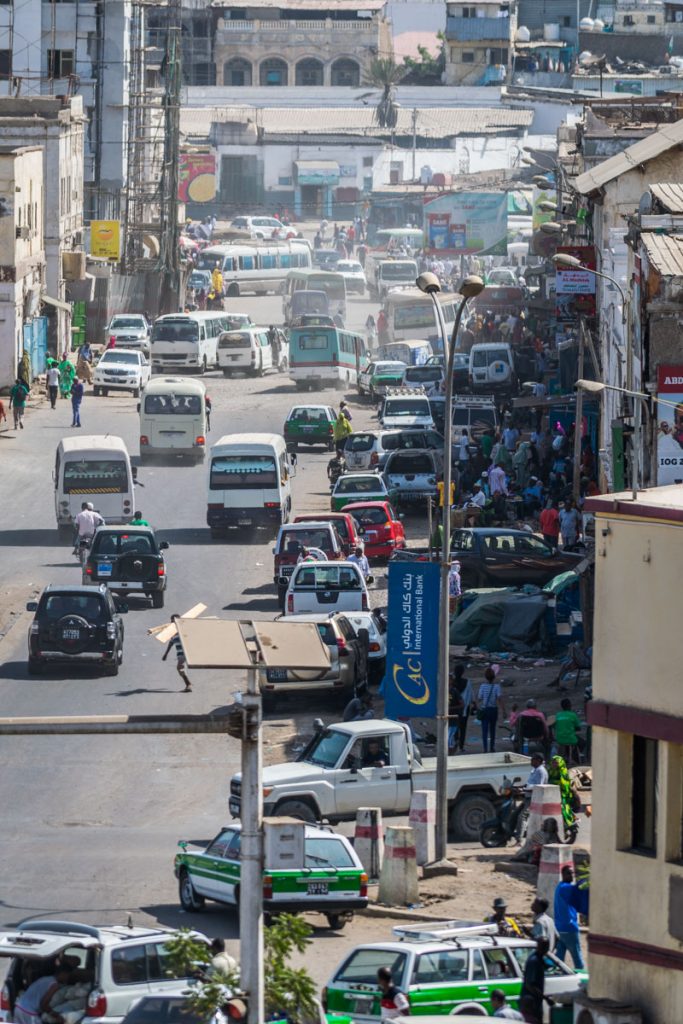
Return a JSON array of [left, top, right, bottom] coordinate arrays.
[[384, 561, 440, 720]]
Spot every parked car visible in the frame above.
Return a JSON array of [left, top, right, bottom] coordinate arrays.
[[468, 342, 518, 395], [425, 352, 470, 391], [273, 520, 345, 605], [344, 429, 446, 472], [450, 527, 583, 589], [283, 561, 371, 615], [284, 404, 336, 451], [93, 349, 151, 398], [83, 526, 169, 608], [175, 822, 368, 929], [293, 512, 363, 557], [323, 922, 586, 1020], [345, 609, 387, 683], [335, 260, 366, 295], [259, 612, 365, 708], [104, 314, 151, 355], [378, 388, 434, 431], [357, 361, 407, 401], [230, 214, 284, 238], [343, 501, 405, 560], [331, 472, 394, 512], [383, 449, 438, 507], [313, 248, 341, 269], [401, 365, 444, 391], [0, 919, 209, 1024], [26, 584, 126, 676]]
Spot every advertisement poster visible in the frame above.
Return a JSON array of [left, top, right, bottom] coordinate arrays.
[[384, 561, 440, 721], [90, 220, 121, 260], [178, 152, 216, 203], [657, 365, 683, 484], [555, 244, 596, 321], [423, 192, 508, 255]]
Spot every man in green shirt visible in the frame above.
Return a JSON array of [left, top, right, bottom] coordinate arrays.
[[554, 697, 583, 764], [129, 511, 149, 526], [9, 378, 29, 430]]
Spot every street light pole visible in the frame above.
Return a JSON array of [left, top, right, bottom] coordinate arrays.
[[416, 272, 484, 862]]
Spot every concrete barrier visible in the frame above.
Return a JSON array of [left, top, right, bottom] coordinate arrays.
[[537, 843, 574, 910], [514, 784, 563, 860], [378, 825, 419, 906], [354, 807, 383, 880], [408, 789, 435, 866]]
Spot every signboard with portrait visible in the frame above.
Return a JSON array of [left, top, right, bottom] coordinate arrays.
[[384, 561, 440, 720], [555, 245, 596, 322], [423, 192, 508, 256], [657, 364, 683, 484]]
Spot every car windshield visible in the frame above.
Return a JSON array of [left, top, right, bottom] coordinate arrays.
[[42, 593, 106, 620], [335, 476, 383, 494], [472, 348, 509, 367], [336, 949, 407, 985], [144, 394, 202, 415], [219, 331, 251, 349], [280, 528, 333, 553], [394, 303, 434, 329], [110, 317, 144, 329], [304, 727, 352, 768], [373, 362, 405, 375], [289, 408, 329, 424], [99, 351, 139, 364], [382, 262, 416, 279], [305, 837, 355, 868], [387, 453, 434, 474], [384, 399, 430, 416], [120, 997, 203, 1024], [345, 433, 375, 453], [63, 458, 129, 494], [151, 319, 199, 342], [210, 455, 278, 490], [293, 565, 361, 589], [92, 532, 157, 556], [404, 368, 442, 383], [350, 507, 388, 525]]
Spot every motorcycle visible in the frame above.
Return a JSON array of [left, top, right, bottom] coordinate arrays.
[[480, 777, 528, 848], [76, 535, 92, 568], [327, 454, 346, 489]]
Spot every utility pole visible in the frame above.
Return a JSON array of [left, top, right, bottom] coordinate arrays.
[[411, 108, 418, 182], [573, 316, 586, 503], [240, 672, 264, 1024], [158, 0, 182, 314]]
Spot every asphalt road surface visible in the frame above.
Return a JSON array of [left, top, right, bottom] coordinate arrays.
[[0, 288, 408, 983]]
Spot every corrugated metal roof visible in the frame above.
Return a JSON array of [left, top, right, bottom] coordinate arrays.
[[181, 105, 533, 140], [214, 0, 385, 9], [574, 118, 683, 195], [640, 232, 683, 276], [649, 182, 683, 214]]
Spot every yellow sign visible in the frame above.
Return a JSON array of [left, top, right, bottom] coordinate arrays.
[[91, 220, 121, 260]]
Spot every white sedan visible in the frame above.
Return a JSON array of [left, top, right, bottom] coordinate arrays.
[[336, 259, 366, 295], [93, 348, 152, 397]]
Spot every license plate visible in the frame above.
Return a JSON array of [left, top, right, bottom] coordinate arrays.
[[229, 798, 240, 816], [62, 629, 80, 640], [352, 997, 373, 1013], [238, 518, 252, 526], [301, 425, 315, 433], [267, 669, 288, 681], [307, 881, 328, 895], [97, 563, 113, 576]]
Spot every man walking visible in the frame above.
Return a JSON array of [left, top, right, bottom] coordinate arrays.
[[528, 897, 557, 950], [520, 937, 551, 1024], [46, 363, 60, 409], [490, 989, 523, 1019], [71, 378, 84, 427], [9, 377, 29, 429], [554, 864, 586, 969]]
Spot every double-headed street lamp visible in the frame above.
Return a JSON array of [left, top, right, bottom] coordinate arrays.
[[576, 379, 649, 502], [415, 272, 484, 862]]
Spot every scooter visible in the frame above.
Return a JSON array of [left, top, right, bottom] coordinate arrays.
[[480, 777, 527, 848]]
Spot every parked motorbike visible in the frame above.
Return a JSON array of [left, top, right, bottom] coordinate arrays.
[[480, 777, 527, 848]]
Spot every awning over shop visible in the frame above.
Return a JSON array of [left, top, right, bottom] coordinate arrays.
[[41, 294, 72, 314], [294, 160, 340, 186]]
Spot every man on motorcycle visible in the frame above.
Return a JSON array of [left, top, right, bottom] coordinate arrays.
[[72, 501, 103, 554]]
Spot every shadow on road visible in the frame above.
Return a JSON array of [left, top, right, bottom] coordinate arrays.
[[141, 903, 240, 936], [223, 598, 278, 612], [0, 660, 113, 680], [0, 529, 59, 547], [241, 583, 274, 595], [105, 687, 177, 697]]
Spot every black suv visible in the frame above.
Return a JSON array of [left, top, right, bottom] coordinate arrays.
[[83, 526, 169, 607], [27, 584, 126, 676]]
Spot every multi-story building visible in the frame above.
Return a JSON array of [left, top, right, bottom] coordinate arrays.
[[0, 96, 85, 359], [613, 0, 665, 32], [0, 146, 46, 387], [214, 0, 392, 88], [444, 0, 513, 86], [584, 483, 683, 1024]]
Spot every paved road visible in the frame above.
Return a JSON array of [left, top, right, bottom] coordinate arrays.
[[0, 288, 408, 982]]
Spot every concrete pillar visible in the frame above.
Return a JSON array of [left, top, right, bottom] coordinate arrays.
[[354, 807, 383, 880], [408, 789, 436, 866], [537, 843, 574, 911], [515, 784, 562, 859], [378, 825, 419, 906], [294, 186, 302, 218]]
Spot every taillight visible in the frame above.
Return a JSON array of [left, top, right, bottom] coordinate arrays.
[[140, 435, 149, 446], [264, 502, 279, 509], [2, 983, 11, 1012], [195, 435, 205, 446], [109, 335, 116, 345], [85, 565, 93, 576], [362, 592, 369, 610], [157, 563, 165, 577], [337, 637, 349, 656], [208, 503, 223, 510], [369, 642, 380, 652], [106, 622, 116, 638], [328, 424, 334, 434], [287, 593, 293, 613], [360, 873, 368, 897], [370, 452, 379, 465], [87, 990, 107, 1018], [263, 874, 273, 900]]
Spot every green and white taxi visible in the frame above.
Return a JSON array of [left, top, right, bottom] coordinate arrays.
[[174, 823, 368, 930], [322, 922, 588, 1019]]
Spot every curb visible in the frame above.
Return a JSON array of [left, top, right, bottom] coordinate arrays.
[[362, 902, 449, 922]]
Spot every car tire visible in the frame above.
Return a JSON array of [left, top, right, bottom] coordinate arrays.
[[222, 369, 232, 377], [449, 793, 496, 842], [326, 914, 349, 931], [102, 389, 109, 397], [277, 586, 287, 610], [93, 386, 101, 397], [179, 870, 205, 912], [27, 658, 43, 676], [227, 283, 239, 297], [133, 387, 140, 399], [152, 590, 165, 609], [480, 825, 508, 848], [105, 658, 119, 677], [273, 799, 318, 823]]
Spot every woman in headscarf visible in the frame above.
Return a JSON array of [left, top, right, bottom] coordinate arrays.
[[512, 439, 531, 489], [76, 342, 93, 383], [59, 353, 75, 399], [19, 349, 31, 389], [548, 755, 576, 830]]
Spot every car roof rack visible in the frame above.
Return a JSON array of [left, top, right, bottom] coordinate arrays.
[[392, 921, 499, 943], [17, 920, 102, 939], [384, 386, 427, 397], [453, 394, 496, 405]]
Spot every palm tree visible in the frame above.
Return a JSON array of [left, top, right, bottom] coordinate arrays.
[[360, 58, 406, 129]]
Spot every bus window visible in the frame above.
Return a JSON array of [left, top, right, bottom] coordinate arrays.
[[281, 254, 292, 268], [297, 332, 329, 350], [239, 255, 254, 270], [261, 254, 276, 269], [63, 459, 129, 493]]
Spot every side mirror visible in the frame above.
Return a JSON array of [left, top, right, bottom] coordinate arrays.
[[159, 540, 169, 550], [313, 718, 324, 734], [366, 574, 375, 585], [136, 403, 140, 413], [278, 576, 289, 587], [26, 601, 38, 612], [348, 765, 358, 775], [132, 466, 138, 482], [115, 599, 129, 613]]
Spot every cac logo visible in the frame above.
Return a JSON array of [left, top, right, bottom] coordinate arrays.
[[392, 658, 430, 706]]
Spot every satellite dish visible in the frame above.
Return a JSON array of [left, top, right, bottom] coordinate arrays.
[[639, 191, 653, 216]]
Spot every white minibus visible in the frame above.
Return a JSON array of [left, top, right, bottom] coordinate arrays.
[[150, 311, 231, 373], [384, 289, 458, 349], [196, 239, 311, 296], [283, 269, 347, 323], [139, 377, 207, 460], [207, 433, 295, 537], [54, 436, 135, 532], [217, 326, 273, 377]]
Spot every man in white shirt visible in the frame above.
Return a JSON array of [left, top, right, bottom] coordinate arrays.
[[526, 752, 548, 789], [46, 364, 60, 409], [72, 501, 104, 553], [468, 483, 487, 508], [347, 545, 370, 579]]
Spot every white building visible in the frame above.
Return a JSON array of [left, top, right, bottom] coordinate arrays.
[[0, 146, 46, 387]]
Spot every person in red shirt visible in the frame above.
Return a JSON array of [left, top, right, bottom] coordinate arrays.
[[539, 500, 560, 550], [377, 967, 409, 1019]]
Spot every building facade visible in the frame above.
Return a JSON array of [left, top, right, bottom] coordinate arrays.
[[444, 0, 513, 86], [585, 484, 683, 1024], [0, 147, 46, 387]]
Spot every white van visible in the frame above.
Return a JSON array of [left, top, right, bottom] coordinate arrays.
[[468, 342, 517, 394], [207, 433, 295, 537], [217, 326, 273, 377], [54, 436, 135, 533], [379, 387, 435, 431], [139, 377, 207, 460]]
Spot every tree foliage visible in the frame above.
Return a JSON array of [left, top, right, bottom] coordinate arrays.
[[363, 58, 406, 128], [400, 38, 445, 85]]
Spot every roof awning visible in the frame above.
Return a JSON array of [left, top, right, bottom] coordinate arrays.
[[295, 160, 340, 186], [41, 294, 72, 314]]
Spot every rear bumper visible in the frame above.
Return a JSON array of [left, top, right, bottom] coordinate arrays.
[[30, 648, 118, 663], [87, 578, 166, 593], [208, 506, 283, 528], [265, 898, 367, 913]]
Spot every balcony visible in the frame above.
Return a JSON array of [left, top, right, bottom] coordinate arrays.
[[219, 18, 374, 31], [446, 14, 511, 40]]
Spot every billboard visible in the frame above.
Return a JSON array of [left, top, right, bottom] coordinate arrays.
[[90, 220, 121, 260], [178, 152, 216, 204], [555, 244, 596, 321], [423, 192, 508, 256], [657, 365, 683, 484], [384, 561, 440, 721]]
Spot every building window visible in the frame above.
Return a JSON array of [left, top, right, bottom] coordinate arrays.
[[632, 735, 658, 855], [561, 15, 571, 27], [224, 58, 252, 86], [461, 5, 476, 16], [363, 156, 373, 167], [47, 49, 75, 78], [647, 14, 656, 23], [0, 49, 9, 79], [330, 58, 360, 87], [461, 50, 475, 63], [259, 58, 288, 86], [623, 14, 634, 25], [295, 58, 324, 86]]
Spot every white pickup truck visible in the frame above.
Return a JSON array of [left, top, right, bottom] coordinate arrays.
[[229, 719, 530, 842]]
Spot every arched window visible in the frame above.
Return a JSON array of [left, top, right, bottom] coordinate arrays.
[[295, 58, 324, 86], [330, 58, 360, 87], [223, 58, 252, 86], [260, 58, 288, 86]]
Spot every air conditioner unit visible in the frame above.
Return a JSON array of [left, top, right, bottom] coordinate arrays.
[[16, 226, 29, 240], [574, 995, 642, 1024]]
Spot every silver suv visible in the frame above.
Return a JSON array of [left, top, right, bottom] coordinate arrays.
[[344, 429, 445, 471], [105, 315, 151, 356], [0, 920, 206, 1024]]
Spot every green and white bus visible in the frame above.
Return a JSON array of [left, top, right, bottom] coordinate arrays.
[[289, 324, 369, 390]]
